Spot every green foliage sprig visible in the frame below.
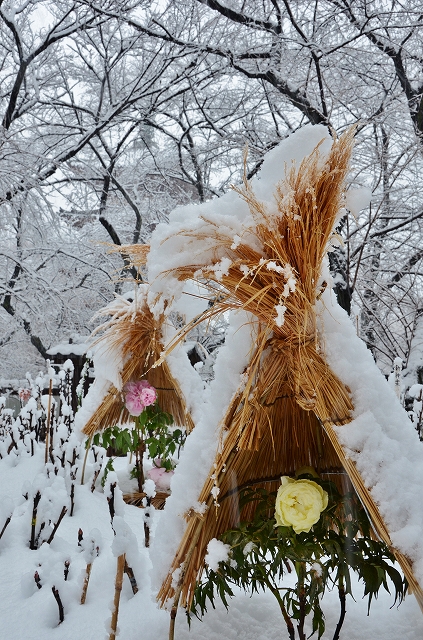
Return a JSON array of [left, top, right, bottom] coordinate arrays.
[[136, 404, 182, 470], [191, 476, 407, 640], [92, 404, 184, 487]]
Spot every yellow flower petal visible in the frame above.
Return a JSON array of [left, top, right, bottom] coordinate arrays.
[[275, 478, 328, 533]]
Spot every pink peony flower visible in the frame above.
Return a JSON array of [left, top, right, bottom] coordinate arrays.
[[139, 385, 157, 407], [147, 466, 174, 492], [124, 380, 157, 416], [19, 389, 32, 404]]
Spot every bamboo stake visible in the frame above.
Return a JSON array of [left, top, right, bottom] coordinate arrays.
[[168, 589, 181, 640], [109, 553, 126, 640], [80, 435, 92, 485], [168, 523, 204, 640], [80, 533, 100, 604], [80, 563, 92, 604]]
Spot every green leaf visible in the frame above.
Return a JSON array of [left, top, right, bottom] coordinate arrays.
[[148, 440, 158, 458], [138, 412, 147, 428], [132, 431, 139, 448]]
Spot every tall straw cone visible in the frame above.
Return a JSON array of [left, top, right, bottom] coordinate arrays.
[[156, 128, 423, 612], [82, 294, 194, 436]]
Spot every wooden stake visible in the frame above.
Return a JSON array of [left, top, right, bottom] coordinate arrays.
[[109, 553, 126, 640], [0, 515, 12, 541], [124, 561, 138, 595], [29, 491, 41, 550], [45, 377, 53, 465]]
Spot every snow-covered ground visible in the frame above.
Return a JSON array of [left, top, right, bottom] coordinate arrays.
[[0, 447, 422, 640]]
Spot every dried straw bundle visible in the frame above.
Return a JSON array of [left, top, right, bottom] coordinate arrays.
[[156, 129, 423, 611], [157, 130, 356, 439], [82, 294, 194, 436], [107, 243, 150, 270], [123, 490, 168, 510]]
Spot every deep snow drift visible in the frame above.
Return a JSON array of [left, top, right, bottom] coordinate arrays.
[[0, 448, 422, 640]]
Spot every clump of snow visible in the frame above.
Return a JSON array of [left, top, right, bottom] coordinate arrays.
[[311, 562, 322, 577], [143, 478, 156, 499], [252, 125, 332, 201], [62, 359, 74, 372], [210, 485, 220, 500], [112, 516, 134, 557], [205, 538, 231, 571], [242, 541, 255, 555], [170, 281, 210, 324], [231, 234, 241, 249], [91, 340, 122, 393], [40, 394, 56, 411], [274, 303, 287, 328], [146, 192, 257, 318], [82, 528, 102, 563], [161, 323, 206, 427], [212, 257, 232, 281], [409, 384, 423, 400], [345, 187, 372, 216]]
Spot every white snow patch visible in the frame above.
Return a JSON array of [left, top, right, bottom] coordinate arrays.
[[205, 538, 231, 571]]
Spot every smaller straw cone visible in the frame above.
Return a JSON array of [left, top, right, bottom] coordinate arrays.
[[82, 296, 193, 436]]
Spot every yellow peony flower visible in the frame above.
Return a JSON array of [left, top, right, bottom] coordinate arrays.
[[275, 476, 328, 534]]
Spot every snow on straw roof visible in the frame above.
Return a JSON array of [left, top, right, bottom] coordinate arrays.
[[147, 124, 333, 317], [319, 286, 423, 587]]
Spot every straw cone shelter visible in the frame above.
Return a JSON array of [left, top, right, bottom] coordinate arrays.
[[150, 129, 423, 612], [81, 292, 194, 437]]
